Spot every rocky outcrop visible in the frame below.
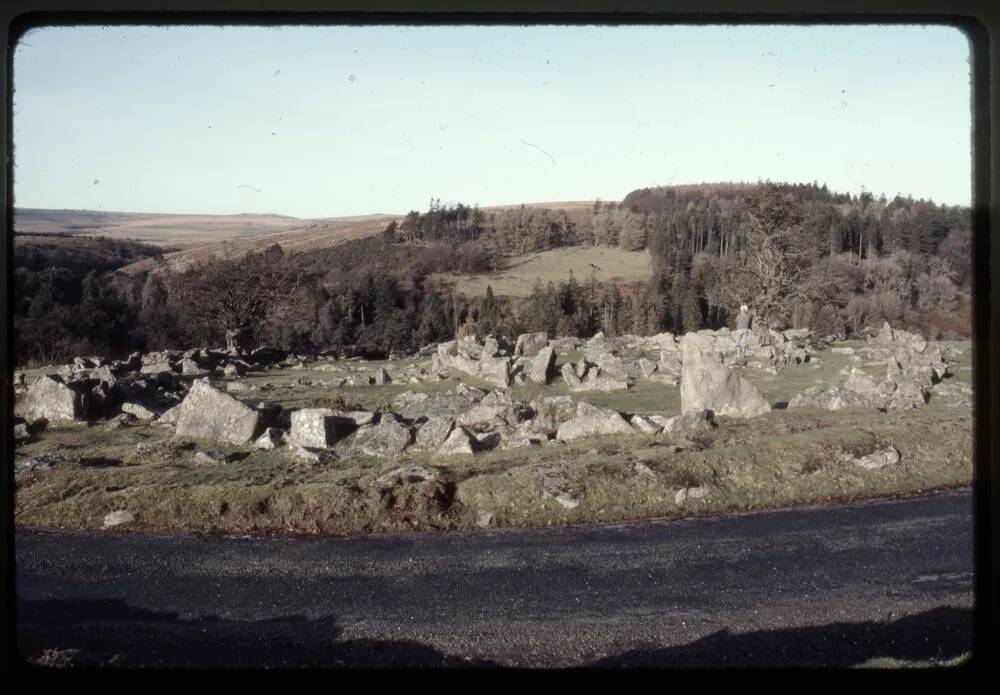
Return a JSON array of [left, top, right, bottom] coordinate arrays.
[[432, 339, 513, 388]]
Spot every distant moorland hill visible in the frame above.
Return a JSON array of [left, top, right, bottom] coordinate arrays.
[[13, 207, 397, 248]]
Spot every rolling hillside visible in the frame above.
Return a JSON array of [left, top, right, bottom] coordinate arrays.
[[115, 215, 402, 275], [111, 201, 598, 275], [14, 207, 399, 246]]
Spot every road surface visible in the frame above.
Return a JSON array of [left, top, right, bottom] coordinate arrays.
[[15, 488, 973, 668]]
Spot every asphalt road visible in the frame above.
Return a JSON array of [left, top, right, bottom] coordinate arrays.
[[15, 489, 973, 668]]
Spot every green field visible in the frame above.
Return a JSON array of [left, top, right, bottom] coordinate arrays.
[[432, 245, 652, 298]]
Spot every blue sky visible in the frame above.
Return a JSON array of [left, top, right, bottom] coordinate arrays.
[[13, 24, 971, 217]]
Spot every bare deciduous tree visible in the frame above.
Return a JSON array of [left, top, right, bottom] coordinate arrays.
[[170, 244, 301, 346]]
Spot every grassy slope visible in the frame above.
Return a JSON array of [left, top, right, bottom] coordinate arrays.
[[13, 341, 972, 536], [432, 246, 653, 298]]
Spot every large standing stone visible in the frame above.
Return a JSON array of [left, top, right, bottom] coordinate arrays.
[[174, 380, 262, 445], [23, 375, 91, 423], [514, 332, 549, 358], [679, 336, 770, 418], [528, 346, 557, 384]]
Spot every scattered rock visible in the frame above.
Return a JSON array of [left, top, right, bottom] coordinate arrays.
[[476, 510, 496, 528], [121, 402, 157, 421], [102, 510, 135, 529], [287, 443, 324, 463], [288, 408, 346, 449], [253, 427, 284, 450], [346, 416, 413, 458], [105, 413, 134, 429], [633, 461, 656, 477], [194, 449, 229, 464], [16, 453, 79, 477], [653, 409, 716, 436], [556, 402, 634, 441], [373, 464, 440, 487], [629, 414, 663, 435], [415, 416, 455, 448], [536, 464, 580, 509], [438, 426, 477, 456], [135, 440, 170, 455], [675, 486, 710, 505], [851, 447, 901, 470]]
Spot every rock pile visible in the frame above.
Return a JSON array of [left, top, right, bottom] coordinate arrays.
[[17, 343, 291, 426], [789, 323, 959, 412]]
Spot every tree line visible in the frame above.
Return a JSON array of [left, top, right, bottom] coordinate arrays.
[[11, 181, 972, 366]]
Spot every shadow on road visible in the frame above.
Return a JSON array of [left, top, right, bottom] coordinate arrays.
[[17, 598, 970, 669], [17, 598, 501, 668], [586, 606, 971, 668]]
